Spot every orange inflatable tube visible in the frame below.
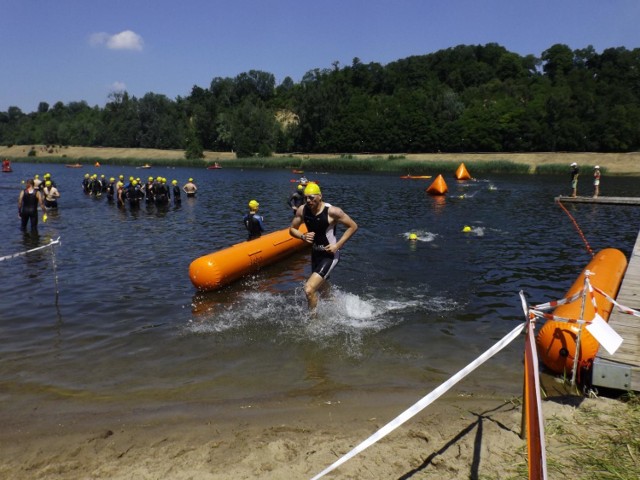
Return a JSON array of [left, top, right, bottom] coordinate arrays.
[[426, 174, 448, 195], [189, 225, 308, 291], [536, 248, 627, 375], [455, 162, 471, 180]]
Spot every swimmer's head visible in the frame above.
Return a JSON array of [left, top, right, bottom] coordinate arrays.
[[303, 183, 321, 196], [248, 199, 259, 210], [409, 233, 418, 241]]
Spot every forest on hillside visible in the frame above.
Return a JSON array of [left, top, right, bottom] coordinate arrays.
[[1, 43, 639, 158]]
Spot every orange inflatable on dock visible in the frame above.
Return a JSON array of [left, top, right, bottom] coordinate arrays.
[[536, 248, 627, 376], [189, 225, 308, 291], [426, 174, 448, 195], [455, 162, 471, 180]]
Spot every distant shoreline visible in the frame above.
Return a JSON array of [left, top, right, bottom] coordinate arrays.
[[2, 145, 640, 175]]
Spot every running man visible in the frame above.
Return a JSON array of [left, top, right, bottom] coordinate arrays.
[[289, 183, 358, 312]]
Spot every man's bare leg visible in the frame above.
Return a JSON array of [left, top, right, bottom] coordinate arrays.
[[304, 273, 325, 312]]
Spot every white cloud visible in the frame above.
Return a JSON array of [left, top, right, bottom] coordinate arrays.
[[110, 81, 127, 92], [90, 30, 144, 51]]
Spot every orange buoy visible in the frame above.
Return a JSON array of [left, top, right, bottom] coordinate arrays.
[[536, 248, 627, 375], [455, 162, 471, 180], [189, 225, 308, 291], [426, 174, 448, 195]]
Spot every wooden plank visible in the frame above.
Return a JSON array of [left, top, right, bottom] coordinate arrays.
[[554, 196, 640, 205], [593, 230, 640, 391]]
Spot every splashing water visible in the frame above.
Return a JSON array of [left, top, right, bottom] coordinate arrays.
[[403, 231, 437, 242]]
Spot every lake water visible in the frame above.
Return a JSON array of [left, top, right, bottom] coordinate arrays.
[[1, 162, 639, 427]]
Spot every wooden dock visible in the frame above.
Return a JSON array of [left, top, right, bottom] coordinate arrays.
[[591, 230, 640, 392], [555, 195, 640, 205]]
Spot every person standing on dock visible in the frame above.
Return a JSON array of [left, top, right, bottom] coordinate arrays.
[[570, 162, 579, 197], [593, 166, 601, 198], [289, 183, 358, 313]]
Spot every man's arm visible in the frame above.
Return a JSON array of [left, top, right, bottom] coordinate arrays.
[[327, 206, 357, 253], [289, 207, 311, 242]]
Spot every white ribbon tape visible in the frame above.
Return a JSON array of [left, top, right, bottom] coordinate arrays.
[[310, 321, 526, 480]]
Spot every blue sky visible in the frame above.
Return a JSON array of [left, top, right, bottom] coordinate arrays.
[[1, 0, 638, 113]]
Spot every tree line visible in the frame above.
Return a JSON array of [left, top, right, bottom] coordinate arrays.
[[1, 43, 639, 159]]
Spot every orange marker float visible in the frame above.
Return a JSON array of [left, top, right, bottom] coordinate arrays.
[[189, 225, 308, 291], [455, 162, 471, 180], [536, 248, 627, 376], [426, 174, 448, 195]]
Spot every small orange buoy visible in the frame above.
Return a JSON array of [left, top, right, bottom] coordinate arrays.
[[426, 174, 448, 195], [455, 163, 471, 180]]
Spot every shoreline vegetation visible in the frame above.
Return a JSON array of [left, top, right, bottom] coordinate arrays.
[[2, 145, 640, 175]]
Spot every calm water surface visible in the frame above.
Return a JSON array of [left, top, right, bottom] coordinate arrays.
[[1, 162, 639, 423]]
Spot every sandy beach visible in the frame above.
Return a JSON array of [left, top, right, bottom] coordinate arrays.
[[0, 385, 635, 479], [2, 145, 639, 479]]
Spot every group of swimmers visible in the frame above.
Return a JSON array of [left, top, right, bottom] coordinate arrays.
[[81, 173, 198, 208], [17, 172, 62, 233]]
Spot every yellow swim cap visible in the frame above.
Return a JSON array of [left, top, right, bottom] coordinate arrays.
[[188, 178, 193, 182], [409, 233, 418, 240], [462, 226, 472, 232], [297, 184, 304, 191], [248, 199, 259, 209], [45, 180, 52, 186], [304, 183, 321, 196], [172, 180, 177, 185]]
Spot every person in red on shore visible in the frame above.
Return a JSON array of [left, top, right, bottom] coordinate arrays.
[[289, 183, 358, 312]]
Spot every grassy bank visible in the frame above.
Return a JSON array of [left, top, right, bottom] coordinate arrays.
[[2, 145, 639, 175], [4, 154, 607, 176]]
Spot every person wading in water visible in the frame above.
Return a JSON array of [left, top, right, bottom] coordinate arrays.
[[289, 183, 358, 313]]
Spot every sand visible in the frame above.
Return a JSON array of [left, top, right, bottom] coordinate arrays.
[[0, 388, 634, 479]]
